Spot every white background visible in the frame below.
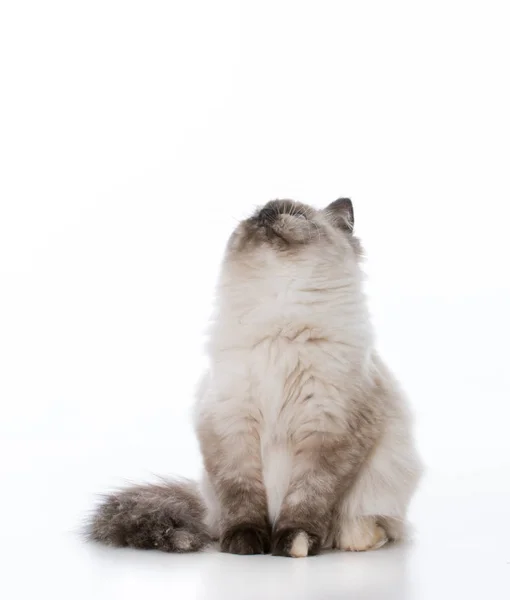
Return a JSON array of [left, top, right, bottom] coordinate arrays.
[[1, 1, 509, 598]]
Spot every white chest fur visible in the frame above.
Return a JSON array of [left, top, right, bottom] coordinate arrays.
[[249, 337, 329, 523], [250, 340, 295, 523]]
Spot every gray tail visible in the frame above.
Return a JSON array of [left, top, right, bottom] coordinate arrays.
[[86, 479, 211, 553]]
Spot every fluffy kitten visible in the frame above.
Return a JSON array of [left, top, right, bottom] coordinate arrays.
[[88, 198, 423, 557]]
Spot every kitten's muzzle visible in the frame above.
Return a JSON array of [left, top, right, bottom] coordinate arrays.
[[257, 203, 307, 226]]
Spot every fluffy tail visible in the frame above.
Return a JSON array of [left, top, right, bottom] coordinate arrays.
[[86, 479, 212, 553]]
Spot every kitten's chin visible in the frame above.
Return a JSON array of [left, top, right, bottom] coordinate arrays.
[[270, 214, 312, 244]]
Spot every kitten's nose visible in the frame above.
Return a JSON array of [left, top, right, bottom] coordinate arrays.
[[258, 206, 274, 225]]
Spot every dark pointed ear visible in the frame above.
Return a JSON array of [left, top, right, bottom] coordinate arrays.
[[325, 198, 354, 232]]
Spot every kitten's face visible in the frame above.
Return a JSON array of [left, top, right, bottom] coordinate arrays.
[[226, 198, 361, 267]]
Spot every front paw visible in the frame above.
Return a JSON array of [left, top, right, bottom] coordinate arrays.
[[272, 528, 321, 558], [220, 524, 271, 555]]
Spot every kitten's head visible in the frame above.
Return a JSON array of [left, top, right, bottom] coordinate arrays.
[[225, 198, 362, 270]]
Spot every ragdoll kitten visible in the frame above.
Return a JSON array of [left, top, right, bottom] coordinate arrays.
[[88, 198, 422, 558]]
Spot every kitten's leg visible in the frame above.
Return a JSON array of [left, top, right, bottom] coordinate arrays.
[[272, 428, 374, 558], [197, 413, 270, 555], [333, 407, 423, 551]]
